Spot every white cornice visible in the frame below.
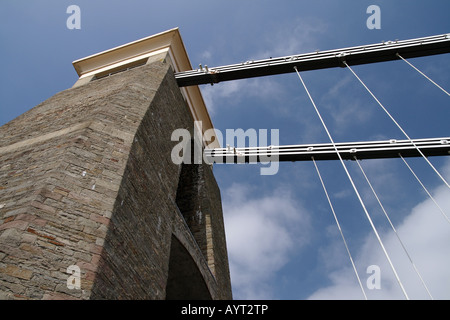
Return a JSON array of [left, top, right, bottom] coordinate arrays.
[[72, 28, 219, 149]]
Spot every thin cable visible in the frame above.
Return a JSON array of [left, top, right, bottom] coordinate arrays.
[[343, 61, 450, 190], [312, 157, 368, 300], [355, 157, 434, 299], [396, 53, 450, 97], [399, 154, 450, 225], [294, 66, 409, 300]]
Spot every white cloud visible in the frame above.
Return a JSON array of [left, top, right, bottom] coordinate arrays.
[[222, 183, 311, 299], [308, 178, 450, 300], [257, 17, 327, 59], [200, 17, 328, 116], [200, 50, 212, 62], [319, 73, 375, 138], [200, 77, 285, 116]]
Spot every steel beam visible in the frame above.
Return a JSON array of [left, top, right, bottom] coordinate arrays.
[[175, 33, 450, 87], [204, 137, 450, 164]]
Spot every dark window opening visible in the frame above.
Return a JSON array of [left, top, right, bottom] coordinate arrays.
[[175, 163, 208, 260], [93, 59, 148, 81]]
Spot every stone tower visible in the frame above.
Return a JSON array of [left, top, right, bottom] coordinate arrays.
[[0, 28, 232, 300]]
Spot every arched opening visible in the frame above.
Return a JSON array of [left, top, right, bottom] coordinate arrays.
[[165, 235, 212, 300]]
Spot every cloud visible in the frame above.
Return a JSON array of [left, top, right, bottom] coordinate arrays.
[[319, 73, 375, 138], [200, 17, 328, 116], [222, 183, 311, 299], [257, 17, 327, 60], [199, 50, 212, 62], [200, 77, 286, 116], [308, 175, 450, 300]]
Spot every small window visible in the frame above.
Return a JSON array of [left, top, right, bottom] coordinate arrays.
[[93, 58, 148, 80]]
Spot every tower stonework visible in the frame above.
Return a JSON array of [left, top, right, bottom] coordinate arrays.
[[0, 29, 232, 300]]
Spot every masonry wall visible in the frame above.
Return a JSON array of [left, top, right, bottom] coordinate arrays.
[[0, 58, 232, 299]]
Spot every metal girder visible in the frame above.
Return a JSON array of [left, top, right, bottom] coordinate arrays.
[[175, 33, 450, 87], [204, 137, 450, 164]]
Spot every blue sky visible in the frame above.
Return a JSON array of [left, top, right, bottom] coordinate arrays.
[[1, 1, 449, 300]]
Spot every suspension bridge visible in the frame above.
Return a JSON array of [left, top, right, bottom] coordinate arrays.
[[174, 33, 450, 300]]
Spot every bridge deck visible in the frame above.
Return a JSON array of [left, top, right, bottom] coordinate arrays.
[[175, 33, 450, 87], [204, 137, 450, 163]]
